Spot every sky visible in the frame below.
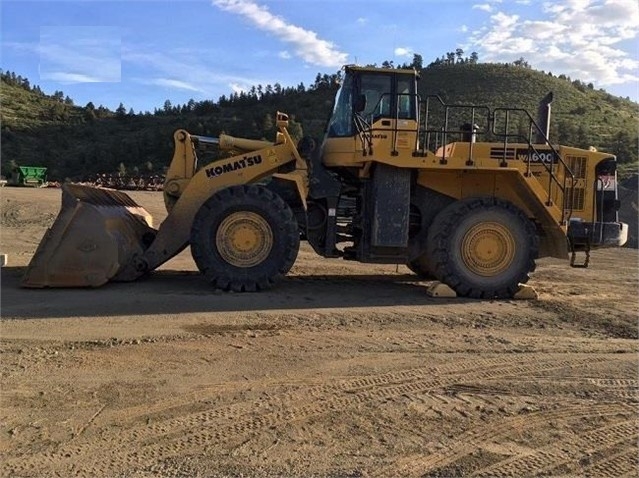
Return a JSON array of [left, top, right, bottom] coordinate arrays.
[[1, 0, 638, 113]]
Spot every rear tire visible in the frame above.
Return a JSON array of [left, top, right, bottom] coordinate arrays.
[[190, 185, 299, 292], [426, 197, 538, 299]]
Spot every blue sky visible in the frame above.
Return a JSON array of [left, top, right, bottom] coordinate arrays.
[[2, 0, 637, 113]]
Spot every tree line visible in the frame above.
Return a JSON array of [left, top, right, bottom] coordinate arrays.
[[1, 51, 637, 182]]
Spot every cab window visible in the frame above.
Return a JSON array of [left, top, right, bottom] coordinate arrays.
[[359, 74, 393, 121], [327, 73, 353, 137], [397, 77, 416, 119]]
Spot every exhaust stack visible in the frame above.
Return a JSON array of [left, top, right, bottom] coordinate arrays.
[[536, 91, 553, 144]]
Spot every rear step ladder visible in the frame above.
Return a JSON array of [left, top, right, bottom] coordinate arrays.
[[570, 238, 591, 268]]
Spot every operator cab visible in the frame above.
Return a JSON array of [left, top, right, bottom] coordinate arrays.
[[327, 65, 418, 138], [323, 65, 420, 166]]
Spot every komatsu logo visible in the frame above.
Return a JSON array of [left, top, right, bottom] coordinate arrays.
[[205, 154, 263, 178], [515, 149, 559, 164]]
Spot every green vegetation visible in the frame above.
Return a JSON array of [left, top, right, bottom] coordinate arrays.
[[1, 56, 637, 181], [420, 63, 637, 160], [618, 160, 639, 180]]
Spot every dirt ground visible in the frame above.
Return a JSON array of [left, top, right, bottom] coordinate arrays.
[[1, 187, 637, 478]]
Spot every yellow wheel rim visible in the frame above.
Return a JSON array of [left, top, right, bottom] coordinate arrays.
[[461, 221, 516, 277], [216, 212, 273, 268]]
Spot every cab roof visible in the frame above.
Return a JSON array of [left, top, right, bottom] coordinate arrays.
[[343, 64, 419, 78]]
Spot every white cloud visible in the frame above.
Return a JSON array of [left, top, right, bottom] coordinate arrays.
[[394, 47, 413, 57], [518, 20, 566, 41], [356, 17, 368, 25], [278, 50, 292, 60], [39, 26, 121, 83], [43, 72, 103, 83], [468, 0, 639, 88], [3, 41, 39, 54], [150, 78, 202, 92], [491, 11, 519, 28], [230, 82, 248, 94], [124, 48, 265, 97], [212, 0, 348, 67], [474, 0, 504, 11], [473, 4, 493, 12]]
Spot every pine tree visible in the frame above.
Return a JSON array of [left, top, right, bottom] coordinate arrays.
[[116, 102, 127, 119]]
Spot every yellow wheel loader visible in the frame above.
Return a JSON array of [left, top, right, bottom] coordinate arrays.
[[23, 65, 628, 298]]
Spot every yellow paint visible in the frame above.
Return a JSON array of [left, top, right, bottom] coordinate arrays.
[[461, 221, 516, 276], [216, 212, 273, 268]]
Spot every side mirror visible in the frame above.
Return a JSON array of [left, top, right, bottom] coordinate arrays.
[[354, 94, 367, 113]]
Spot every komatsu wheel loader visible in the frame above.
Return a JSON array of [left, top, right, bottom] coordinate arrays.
[[23, 65, 628, 298]]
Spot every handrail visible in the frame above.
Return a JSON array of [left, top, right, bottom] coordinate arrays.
[[355, 91, 420, 157], [418, 95, 491, 165], [351, 92, 577, 225], [417, 95, 576, 224], [492, 107, 576, 223], [353, 112, 373, 156]]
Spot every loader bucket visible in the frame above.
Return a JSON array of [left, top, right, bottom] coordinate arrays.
[[22, 183, 156, 288]]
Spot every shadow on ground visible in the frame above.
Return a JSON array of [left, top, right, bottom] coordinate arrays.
[[1, 266, 474, 319]]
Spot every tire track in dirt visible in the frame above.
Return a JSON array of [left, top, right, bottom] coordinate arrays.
[[589, 379, 639, 387], [581, 444, 639, 478], [3, 355, 618, 477], [587, 378, 639, 401], [96, 356, 514, 427], [62, 354, 542, 430], [374, 403, 635, 478], [447, 377, 639, 402], [109, 356, 612, 441], [472, 420, 638, 477]]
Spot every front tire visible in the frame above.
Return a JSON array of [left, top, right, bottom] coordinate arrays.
[[190, 185, 299, 292], [426, 197, 538, 299]]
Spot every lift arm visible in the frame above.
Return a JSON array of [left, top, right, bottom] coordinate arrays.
[[117, 113, 307, 280]]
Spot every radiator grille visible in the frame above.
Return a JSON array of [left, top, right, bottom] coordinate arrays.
[[565, 155, 587, 211], [566, 155, 587, 179], [566, 187, 585, 211]]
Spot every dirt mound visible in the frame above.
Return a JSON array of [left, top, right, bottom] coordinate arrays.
[[618, 173, 638, 248]]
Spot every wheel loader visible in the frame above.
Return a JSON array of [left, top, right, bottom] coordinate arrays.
[[23, 65, 628, 298]]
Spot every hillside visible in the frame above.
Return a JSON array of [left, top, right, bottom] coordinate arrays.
[[1, 64, 637, 181], [420, 63, 637, 156]]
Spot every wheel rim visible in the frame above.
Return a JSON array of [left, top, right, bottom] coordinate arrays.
[[461, 221, 516, 277], [216, 212, 273, 267]]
